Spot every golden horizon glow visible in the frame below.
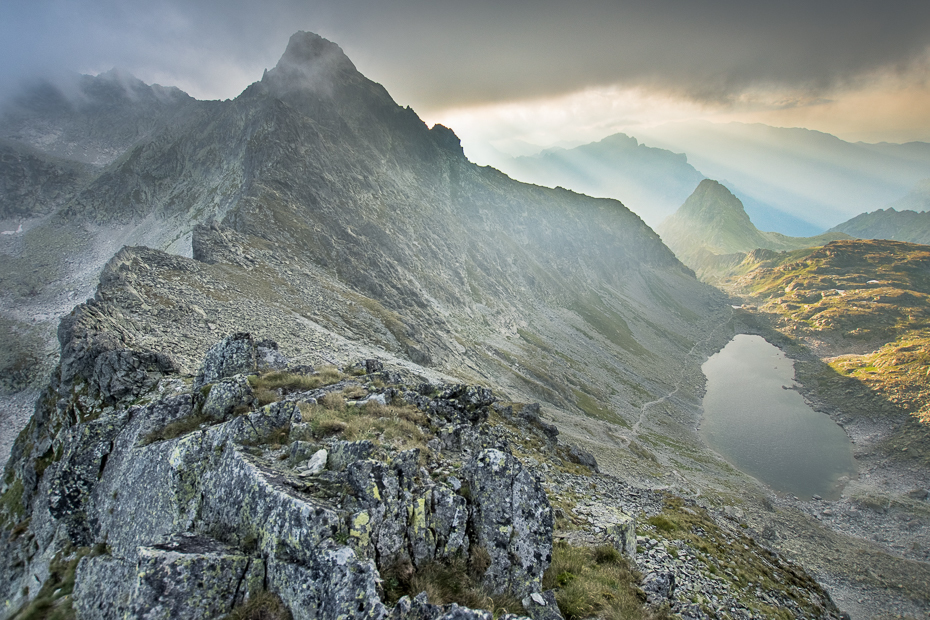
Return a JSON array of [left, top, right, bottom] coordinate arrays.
[[422, 60, 930, 166]]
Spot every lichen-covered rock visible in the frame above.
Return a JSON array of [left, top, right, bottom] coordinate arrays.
[[255, 339, 288, 372], [200, 374, 255, 422], [428, 484, 469, 560], [289, 440, 318, 464], [520, 590, 563, 620], [92, 349, 178, 404], [217, 400, 298, 444], [47, 415, 127, 544], [195, 332, 286, 390], [269, 545, 385, 620], [129, 535, 263, 620], [73, 554, 135, 620], [641, 571, 676, 606], [566, 445, 599, 472], [72, 535, 263, 620], [463, 449, 553, 597], [604, 509, 636, 559], [328, 440, 376, 471], [302, 449, 328, 474], [386, 596, 516, 620], [135, 390, 194, 440]]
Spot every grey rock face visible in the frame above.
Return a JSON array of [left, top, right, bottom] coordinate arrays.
[[521, 590, 564, 620], [47, 416, 126, 545], [72, 554, 135, 620], [72, 534, 263, 620], [566, 445, 599, 472], [328, 440, 375, 471], [641, 571, 676, 605], [92, 349, 177, 404], [195, 332, 259, 389], [194, 333, 288, 392], [129, 535, 262, 620], [464, 449, 553, 597], [200, 374, 255, 422]]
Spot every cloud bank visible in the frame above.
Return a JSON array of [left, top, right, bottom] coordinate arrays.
[[3, 0, 928, 105]]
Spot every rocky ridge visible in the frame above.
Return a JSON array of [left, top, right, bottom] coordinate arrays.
[[0, 307, 843, 619]]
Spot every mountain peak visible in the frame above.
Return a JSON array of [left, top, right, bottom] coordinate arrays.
[[263, 31, 359, 94], [680, 179, 752, 223]]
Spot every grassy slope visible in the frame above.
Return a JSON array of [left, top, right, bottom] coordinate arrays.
[[726, 239, 930, 429]]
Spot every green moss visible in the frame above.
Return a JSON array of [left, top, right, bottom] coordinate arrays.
[[1, 478, 26, 527]]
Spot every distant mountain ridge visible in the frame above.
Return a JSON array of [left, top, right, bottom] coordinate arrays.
[[501, 132, 705, 225], [0, 69, 197, 166], [885, 178, 930, 212], [657, 179, 849, 277], [829, 208, 930, 245], [636, 121, 930, 232]]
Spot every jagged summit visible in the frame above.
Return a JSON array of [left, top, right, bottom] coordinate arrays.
[[674, 179, 760, 244], [658, 179, 849, 276], [261, 31, 361, 96]]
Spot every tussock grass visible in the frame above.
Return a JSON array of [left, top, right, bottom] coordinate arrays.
[[543, 542, 666, 620], [382, 550, 522, 616], [249, 366, 345, 395], [299, 392, 428, 451], [223, 591, 292, 620], [139, 412, 210, 446]]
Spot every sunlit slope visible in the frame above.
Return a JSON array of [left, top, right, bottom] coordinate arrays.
[[729, 239, 930, 426], [830, 208, 930, 245]]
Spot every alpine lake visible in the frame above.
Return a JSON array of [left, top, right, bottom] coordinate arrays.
[[701, 334, 857, 500]]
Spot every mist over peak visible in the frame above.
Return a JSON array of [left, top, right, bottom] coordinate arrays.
[[262, 31, 359, 98]]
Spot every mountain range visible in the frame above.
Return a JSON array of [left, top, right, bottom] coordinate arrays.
[[497, 123, 930, 237], [503, 133, 705, 226], [1, 30, 929, 620], [635, 121, 930, 233]]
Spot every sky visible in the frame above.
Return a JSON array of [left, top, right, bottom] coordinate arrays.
[[2, 0, 929, 165]]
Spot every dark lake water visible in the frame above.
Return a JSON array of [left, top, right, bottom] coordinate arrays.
[[700, 334, 856, 500]]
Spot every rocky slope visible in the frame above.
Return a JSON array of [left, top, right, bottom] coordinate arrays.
[[0, 31, 728, 466], [657, 180, 849, 280], [0, 296, 843, 619]]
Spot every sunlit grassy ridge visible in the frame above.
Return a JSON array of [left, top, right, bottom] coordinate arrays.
[[729, 239, 930, 427]]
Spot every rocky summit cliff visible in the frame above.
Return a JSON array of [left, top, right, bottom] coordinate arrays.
[[0, 31, 876, 620]]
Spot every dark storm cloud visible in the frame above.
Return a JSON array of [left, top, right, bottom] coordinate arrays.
[[2, 0, 929, 107]]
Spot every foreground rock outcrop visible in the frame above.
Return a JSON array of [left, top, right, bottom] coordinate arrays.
[[0, 310, 848, 620], [1, 326, 586, 619]]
